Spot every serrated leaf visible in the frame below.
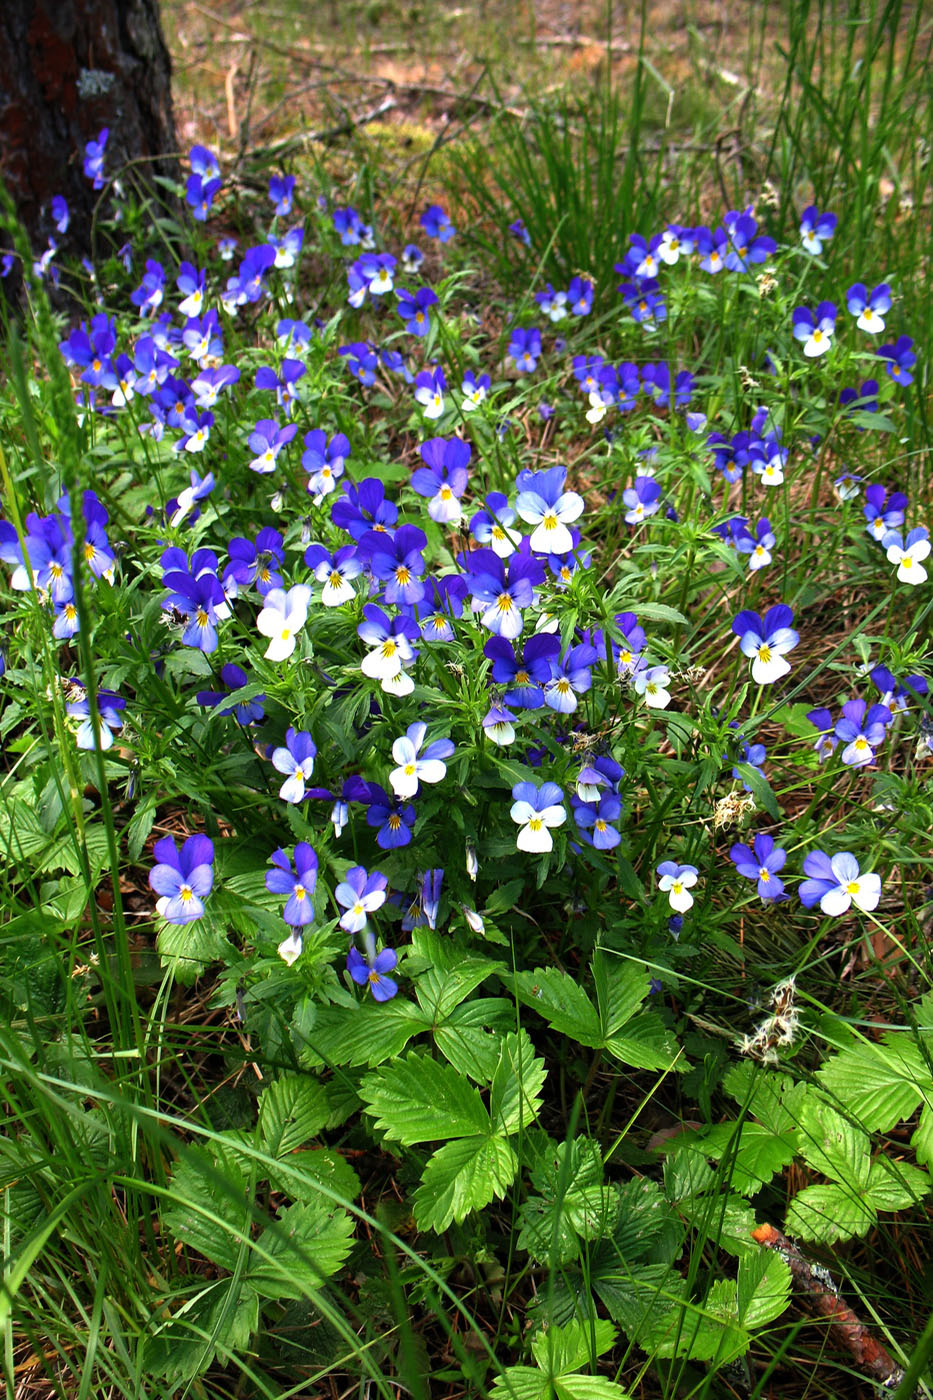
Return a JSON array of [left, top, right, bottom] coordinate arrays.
[[696, 1121, 795, 1195], [512, 968, 602, 1046], [554, 1377, 631, 1400], [298, 998, 427, 1068], [144, 1279, 260, 1380], [490, 1366, 548, 1400], [605, 1013, 684, 1072], [156, 917, 232, 985], [722, 1063, 809, 1138], [413, 1134, 518, 1231], [531, 1319, 617, 1374], [164, 1147, 250, 1273], [267, 1147, 360, 1204], [913, 1105, 933, 1167], [593, 955, 649, 1037], [435, 998, 513, 1081], [797, 1099, 870, 1189], [360, 1052, 489, 1143], [415, 956, 500, 1021], [490, 1030, 547, 1134], [519, 1139, 612, 1264], [785, 1183, 876, 1243], [816, 1038, 931, 1134], [249, 1200, 354, 1298], [865, 1157, 930, 1211], [676, 1192, 758, 1257], [259, 1074, 330, 1157], [736, 1250, 791, 1328]]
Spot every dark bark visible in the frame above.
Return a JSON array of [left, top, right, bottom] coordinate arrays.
[[0, 0, 177, 259]]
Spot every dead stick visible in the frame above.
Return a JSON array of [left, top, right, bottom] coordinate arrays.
[[752, 1223, 905, 1389]]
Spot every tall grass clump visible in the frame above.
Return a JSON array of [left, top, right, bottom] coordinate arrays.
[[0, 5, 932, 1396]]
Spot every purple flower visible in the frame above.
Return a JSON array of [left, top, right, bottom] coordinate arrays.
[[799, 851, 881, 915], [806, 707, 838, 762], [863, 484, 907, 542], [196, 663, 265, 725], [149, 835, 214, 924], [731, 604, 799, 684], [846, 282, 891, 333], [335, 865, 388, 933], [623, 476, 661, 524], [248, 418, 298, 474], [268, 174, 296, 217], [332, 477, 398, 541], [396, 285, 438, 335], [834, 699, 892, 768], [411, 437, 471, 524], [508, 327, 541, 373], [271, 728, 318, 803], [83, 128, 109, 189], [878, 336, 916, 386], [347, 935, 399, 1001], [462, 547, 545, 639], [800, 206, 837, 254], [544, 643, 597, 714], [266, 843, 318, 926], [420, 203, 455, 241], [360, 522, 427, 606], [573, 792, 622, 850], [729, 833, 787, 900], [484, 633, 560, 708]]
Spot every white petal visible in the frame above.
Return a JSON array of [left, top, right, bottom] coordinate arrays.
[[819, 886, 851, 917], [516, 822, 554, 853]]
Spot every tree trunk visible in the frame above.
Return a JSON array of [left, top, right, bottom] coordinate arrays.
[[0, 0, 177, 259]]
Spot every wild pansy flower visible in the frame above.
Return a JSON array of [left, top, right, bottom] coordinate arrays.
[[508, 327, 541, 373], [396, 285, 437, 335], [833, 470, 864, 502], [799, 206, 837, 254], [404, 870, 444, 932], [336, 865, 388, 934], [414, 574, 468, 643], [870, 664, 928, 712], [191, 363, 240, 408], [573, 355, 604, 396], [736, 518, 776, 571], [470, 492, 521, 557], [633, 664, 672, 709], [83, 128, 109, 188], [574, 755, 623, 803], [53, 600, 80, 640], [729, 834, 787, 900], [573, 792, 622, 850], [358, 604, 420, 694], [732, 604, 799, 684], [656, 861, 698, 912], [182, 310, 223, 364], [347, 933, 398, 1001], [568, 276, 594, 316], [187, 174, 222, 221], [302, 429, 350, 499], [420, 203, 455, 241], [883, 526, 930, 585], [256, 584, 312, 661], [414, 366, 446, 419], [484, 632, 560, 708], [878, 335, 916, 386], [196, 663, 265, 725], [304, 543, 362, 605], [162, 566, 227, 652], [510, 780, 566, 853], [333, 205, 364, 245], [248, 419, 298, 474], [130, 259, 165, 315], [515, 465, 584, 555], [268, 174, 296, 216], [792, 302, 836, 357], [622, 232, 663, 280], [461, 369, 490, 411], [224, 528, 285, 597], [149, 835, 214, 925], [65, 681, 125, 751], [618, 279, 666, 327], [834, 699, 892, 767], [846, 282, 891, 333], [174, 409, 214, 455], [361, 523, 427, 606], [270, 227, 304, 269], [642, 362, 693, 409], [724, 210, 776, 270], [348, 780, 417, 849], [255, 357, 306, 415], [462, 547, 545, 639], [863, 484, 907, 542], [266, 843, 318, 929], [695, 223, 728, 273], [390, 722, 454, 799], [332, 477, 398, 541], [401, 243, 424, 272], [535, 283, 568, 322], [544, 642, 597, 713], [750, 437, 787, 486], [176, 262, 206, 318], [482, 703, 517, 745], [731, 740, 767, 789], [623, 476, 662, 524], [411, 436, 471, 525], [271, 728, 318, 803], [356, 251, 395, 295], [799, 851, 881, 915], [806, 707, 839, 762]]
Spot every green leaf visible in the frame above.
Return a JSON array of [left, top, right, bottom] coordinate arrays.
[[164, 1147, 250, 1273], [512, 967, 602, 1047], [864, 1157, 930, 1211], [694, 1121, 795, 1195], [413, 1134, 518, 1231], [156, 917, 232, 986], [531, 1319, 617, 1374], [796, 1099, 870, 1189], [733, 763, 780, 819], [816, 1038, 932, 1137], [143, 1279, 260, 1380], [258, 1074, 330, 1157], [248, 1200, 354, 1299], [360, 1052, 490, 1144], [298, 998, 427, 1068], [434, 998, 514, 1081], [554, 1377, 631, 1400], [785, 1183, 876, 1243], [736, 1250, 791, 1328], [519, 1138, 612, 1264], [491, 1366, 549, 1400], [605, 1013, 684, 1072], [266, 1147, 360, 1204], [489, 1030, 547, 1134], [593, 955, 649, 1038], [722, 1063, 809, 1138]]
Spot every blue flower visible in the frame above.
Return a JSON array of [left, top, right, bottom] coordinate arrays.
[[336, 865, 388, 933], [834, 699, 892, 767], [731, 604, 799, 684], [65, 681, 125, 750], [266, 843, 318, 926], [83, 128, 109, 189], [573, 792, 622, 849], [149, 835, 214, 924], [878, 336, 916, 386], [420, 203, 455, 241], [846, 282, 891, 333], [510, 781, 566, 853], [347, 934, 399, 1001], [271, 728, 318, 803], [396, 285, 438, 335], [411, 436, 471, 524], [799, 205, 837, 254], [268, 174, 296, 216], [196, 663, 265, 725], [508, 327, 541, 373], [484, 633, 560, 708], [729, 834, 787, 900], [799, 851, 881, 915]]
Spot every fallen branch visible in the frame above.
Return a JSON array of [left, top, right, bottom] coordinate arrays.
[[751, 1223, 906, 1390]]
